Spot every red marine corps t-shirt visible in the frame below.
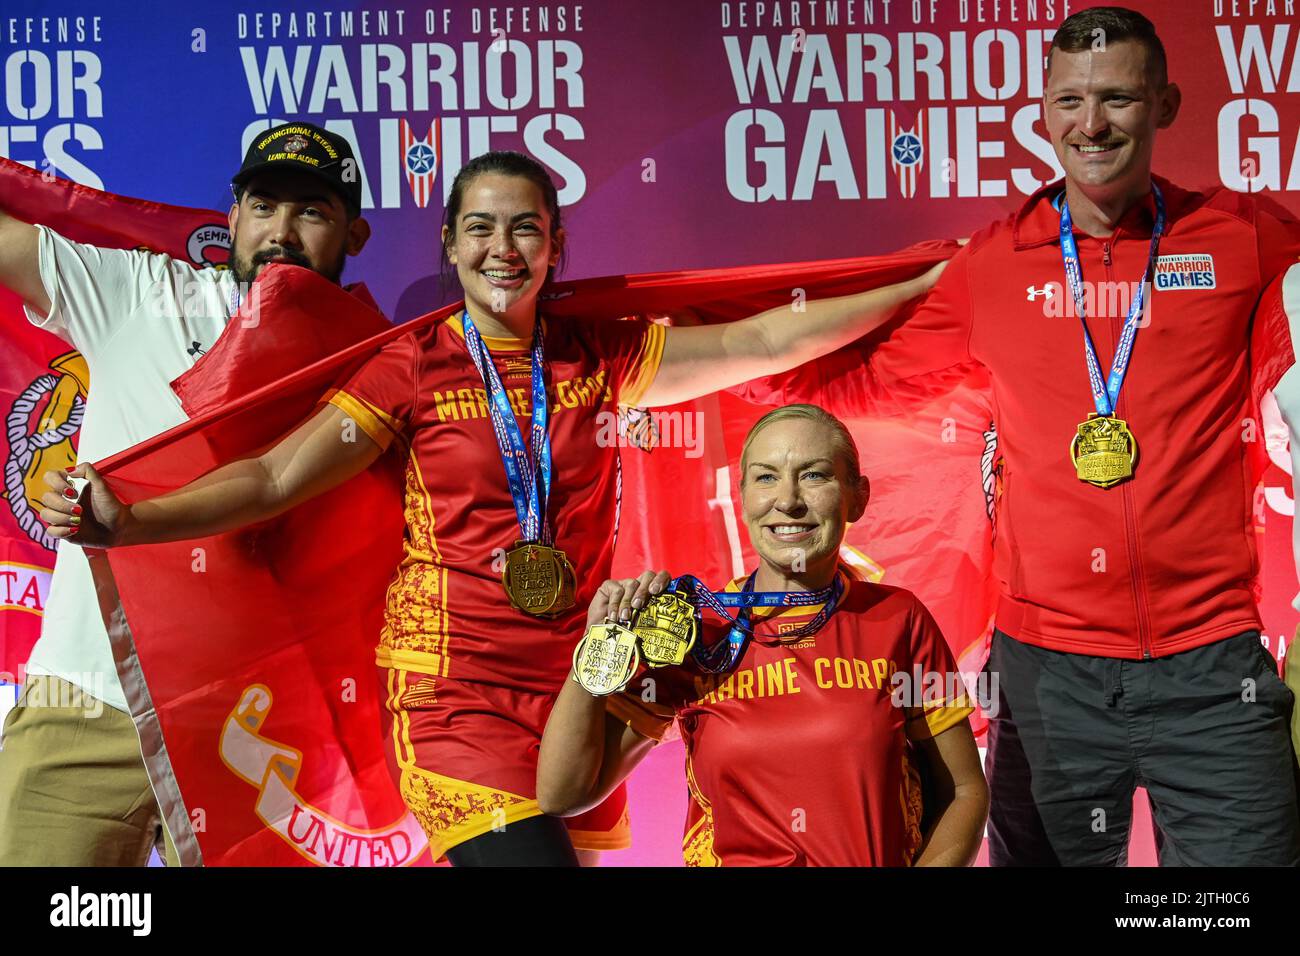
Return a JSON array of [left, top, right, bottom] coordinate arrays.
[[610, 573, 973, 866], [328, 312, 664, 694]]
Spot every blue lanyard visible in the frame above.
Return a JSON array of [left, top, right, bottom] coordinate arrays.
[[1059, 182, 1165, 417], [460, 310, 554, 545], [679, 572, 845, 674]]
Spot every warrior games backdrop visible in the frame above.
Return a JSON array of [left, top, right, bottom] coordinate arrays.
[[1, 0, 1298, 866]]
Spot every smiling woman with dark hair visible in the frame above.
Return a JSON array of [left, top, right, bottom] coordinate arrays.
[[538, 403, 990, 866]]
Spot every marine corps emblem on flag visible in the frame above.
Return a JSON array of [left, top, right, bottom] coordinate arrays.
[[3, 351, 88, 551], [619, 406, 660, 452]]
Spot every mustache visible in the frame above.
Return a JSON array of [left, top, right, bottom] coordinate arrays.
[[252, 246, 312, 268]]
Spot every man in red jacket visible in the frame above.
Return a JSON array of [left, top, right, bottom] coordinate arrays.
[[752, 6, 1300, 865]]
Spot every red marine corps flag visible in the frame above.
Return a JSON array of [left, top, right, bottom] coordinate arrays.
[[0, 158, 229, 691], [0, 282, 68, 691]]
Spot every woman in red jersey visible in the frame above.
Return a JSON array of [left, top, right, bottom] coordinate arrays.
[[41, 153, 949, 866], [539, 404, 989, 866]]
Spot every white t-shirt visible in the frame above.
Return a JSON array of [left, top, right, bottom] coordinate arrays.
[[22, 225, 237, 712]]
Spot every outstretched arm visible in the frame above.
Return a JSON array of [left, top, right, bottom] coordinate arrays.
[[0, 208, 50, 315], [40, 403, 384, 547], [638, 260, 947, 408]]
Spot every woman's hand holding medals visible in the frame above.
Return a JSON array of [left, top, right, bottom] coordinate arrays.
[[572, 570, 700, 697], [585, 571, 673, 628]]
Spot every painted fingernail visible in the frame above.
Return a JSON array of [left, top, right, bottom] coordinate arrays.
[[72, 505, 82, 516], [62, 489, 76, 500], [70, 515, 81, 525]]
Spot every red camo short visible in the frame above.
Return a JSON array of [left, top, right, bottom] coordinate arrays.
[[379, 665, 630, 860]]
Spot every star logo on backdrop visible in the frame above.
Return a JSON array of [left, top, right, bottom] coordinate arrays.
[[892, 133, 923, 167], [406, 143, 437, 175]]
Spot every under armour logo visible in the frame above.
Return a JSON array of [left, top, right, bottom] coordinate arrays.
[[187, 341, 206, 357], [1026, 285, 1055, 301]]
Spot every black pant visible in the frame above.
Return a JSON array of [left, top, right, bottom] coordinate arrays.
[[985, 629, 1300, 866], [444, 814, 580, 867]]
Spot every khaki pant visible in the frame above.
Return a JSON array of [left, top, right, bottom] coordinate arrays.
[[0, 675, 178, 866]]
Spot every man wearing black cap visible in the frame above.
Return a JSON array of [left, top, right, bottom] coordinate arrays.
[[0, 121, 371, 866], [228, 122, 369, 286]]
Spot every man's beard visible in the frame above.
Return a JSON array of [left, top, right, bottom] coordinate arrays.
[[228, 239, 347, 287]]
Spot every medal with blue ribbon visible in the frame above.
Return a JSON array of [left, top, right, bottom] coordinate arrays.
[[461, 309, 576, 617], [1060, 182, 1165, 488], [574, 572, 845, 695], [677, 572, 845, 675]]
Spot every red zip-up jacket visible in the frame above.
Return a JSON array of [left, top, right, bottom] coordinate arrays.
[[743, 177, 1300, 659]]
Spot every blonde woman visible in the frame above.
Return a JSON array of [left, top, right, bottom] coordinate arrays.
[[539, 404, 988, 866]]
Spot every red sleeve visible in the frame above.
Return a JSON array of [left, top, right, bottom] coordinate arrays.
[[1253, 268, 1300, 404], [606, 680, 680, 742], [902, 593, 974, 741], [1251, 207, 1300, 405], [325, 330, 419, 451], [570, 315, 666, 407], [729, 244, 978, 417], [1258, 205, 1300, 288]]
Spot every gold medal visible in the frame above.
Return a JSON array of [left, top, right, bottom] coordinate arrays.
[[502, 541, 577, 618], [1070, 414, 1138, 488], [572, 622, 640, 696], [632, 590, 699, 666]]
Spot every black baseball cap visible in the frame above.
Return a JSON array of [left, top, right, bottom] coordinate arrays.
[[231, 121, 362, 215]]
